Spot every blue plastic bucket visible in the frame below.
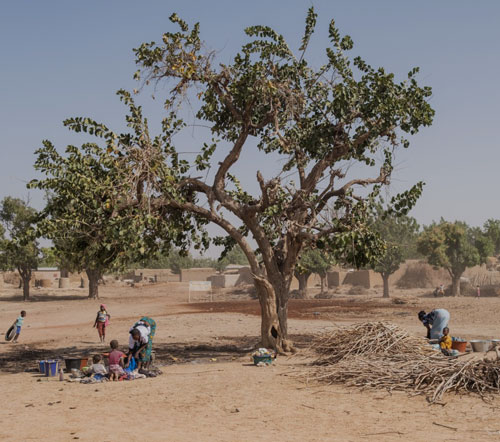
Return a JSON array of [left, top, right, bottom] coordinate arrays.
[[38, 360, 46, 374], [44, 360, 58, 377]]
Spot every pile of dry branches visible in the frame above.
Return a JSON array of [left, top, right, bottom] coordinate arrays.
[[312, 322, 433, 365], [308, 322, 500, 402]]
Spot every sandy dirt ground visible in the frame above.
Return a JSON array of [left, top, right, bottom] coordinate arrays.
[[1, 282, 500, 441]]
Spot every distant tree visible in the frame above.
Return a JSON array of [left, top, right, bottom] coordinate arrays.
[[295, 249, 332, 297], [214, 245, 248, 272], [167, 250, 196, 274], [370, 208, 420, 298], [483, 219, 500, 255], [40, 247, 58, 267], [417, 221, 493, 296], [0, 197, 40, 300], [133, 248, 218, 272]]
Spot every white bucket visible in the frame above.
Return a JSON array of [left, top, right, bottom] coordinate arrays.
[[470, 340, 490, 352]]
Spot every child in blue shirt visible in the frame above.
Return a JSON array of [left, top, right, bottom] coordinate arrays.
[[12, 310, 26, 343]]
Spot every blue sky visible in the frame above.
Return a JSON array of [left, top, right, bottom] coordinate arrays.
[[1, 0, 499, 235]]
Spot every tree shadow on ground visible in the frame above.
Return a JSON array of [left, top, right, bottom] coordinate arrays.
[[0, 333, 314, 374], [0, 293, 89, 302]]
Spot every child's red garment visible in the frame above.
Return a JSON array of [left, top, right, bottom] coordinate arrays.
[[109, 349, 126, 376], [109, 349, 125, 365]]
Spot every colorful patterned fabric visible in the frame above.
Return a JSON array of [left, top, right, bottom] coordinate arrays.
[[138, 317, 156, 362]]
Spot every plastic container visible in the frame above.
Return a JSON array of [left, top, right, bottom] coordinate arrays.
[[38, 360, 46, 373], [253, 355, 272, 365], [64, 358, 83, 372], [470, 340, 490, 352], [44, 360, 59, 377], [451, 341, 467, 352]]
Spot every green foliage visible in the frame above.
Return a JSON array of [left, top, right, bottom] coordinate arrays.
[[483, 219, 500, 255], [370, 205, 420, 277], [29, 124, 197, 278], [0, 197, 40, 284], [296, 248, 332, 277], [134, 249, 215, 273], [134, 245, 247, 273], [130, 8, 433, 270], [214, 245, 248, 272], [417, 221, 493, 280], [40, 247, 59, 267]]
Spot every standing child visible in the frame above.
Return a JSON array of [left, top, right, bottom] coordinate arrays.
[[12, 310, 26, 343], [93, 304, 110, 343], [108, 340, 126, 381]]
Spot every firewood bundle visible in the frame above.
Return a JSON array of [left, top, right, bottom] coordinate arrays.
[[308, 321, 500, 402]]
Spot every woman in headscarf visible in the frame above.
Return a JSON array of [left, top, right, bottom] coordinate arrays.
[[93, 304, 111, 343], [418, 309, 450, 339], [126, 317, 156, 370]]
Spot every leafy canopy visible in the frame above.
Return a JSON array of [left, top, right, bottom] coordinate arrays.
[[417, 221, 493, 278], [370, 205, 420, 276], [483, 219, 500, 255], [29, 126, 198, 275], [128, 7, 434, 268], [0, 197, 40, 274]]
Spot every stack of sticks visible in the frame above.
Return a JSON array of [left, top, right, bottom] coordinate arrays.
[[308, 321, 500, 402]]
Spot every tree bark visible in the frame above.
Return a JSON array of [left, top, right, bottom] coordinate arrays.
[[60, 268, 69, 278], [451, 275, 461, 297], [296, 272, 310, 298], [86, 268, 100, 299], [382, 273, 390, 298], [254, 276, 282, 349], [254, 273, 295, 354], [22, 276, 30, 301], [319, 272, 326, 295], [18, 266, 31, 301]]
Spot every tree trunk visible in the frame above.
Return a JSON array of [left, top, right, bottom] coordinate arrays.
[[60, 268, 69, 278], [451, 275, 461, 297], [319, 272, 326, 295], [86, 269, 100, 299], [22, 276, 30, 301], [382, 273, 390, 298], [253, 274, 294, 354], [296, 272, 310, 298], [18, 266, 31, 301], [254, 276, 282, 348]]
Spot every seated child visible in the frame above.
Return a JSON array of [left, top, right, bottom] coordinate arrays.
[[88, 354, 107, 376], [108, 340, 126, 381], [440, 327, 452, 355]]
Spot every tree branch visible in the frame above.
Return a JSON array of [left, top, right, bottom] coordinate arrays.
[[151, 197, 260, 273]]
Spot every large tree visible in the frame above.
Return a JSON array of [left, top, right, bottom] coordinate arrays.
[[370, 207, 420, 298], [0, 197, 40, 300], [30, 141, 191, 299], [417, 221, 493, 296], [56, 9, 433, 351]]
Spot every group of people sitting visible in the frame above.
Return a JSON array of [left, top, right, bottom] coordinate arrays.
[[87, 308, 158, 381]]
